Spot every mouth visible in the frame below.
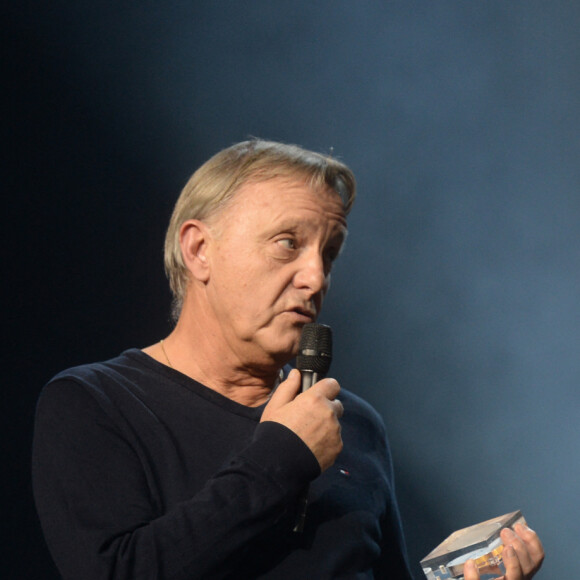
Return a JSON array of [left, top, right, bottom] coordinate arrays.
[[288, 306, 316, 323]]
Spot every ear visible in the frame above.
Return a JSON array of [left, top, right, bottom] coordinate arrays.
[[179, 219, 212, 283]]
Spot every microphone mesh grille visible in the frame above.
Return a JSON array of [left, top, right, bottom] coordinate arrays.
[[296, 323, 333, 374]]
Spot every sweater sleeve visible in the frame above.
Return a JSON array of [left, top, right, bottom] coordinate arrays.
[[32, 379, 320, 580]]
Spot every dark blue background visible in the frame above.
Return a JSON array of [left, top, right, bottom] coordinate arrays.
[[6, 2, 577, 577]]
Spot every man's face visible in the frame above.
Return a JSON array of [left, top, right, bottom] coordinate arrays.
[[204, 177, 347, 368]]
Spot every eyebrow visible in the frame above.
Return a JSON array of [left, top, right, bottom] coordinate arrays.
[[266, 217, 347, 241]]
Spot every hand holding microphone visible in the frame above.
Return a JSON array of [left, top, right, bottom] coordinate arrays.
[[261, 323, 343, 472], [260, 324, 342, 532]]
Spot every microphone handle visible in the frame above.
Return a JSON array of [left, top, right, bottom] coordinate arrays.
[[300, 370, 320, 392], [293, 369, 320, 533]]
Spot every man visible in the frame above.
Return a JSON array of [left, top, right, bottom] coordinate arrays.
[[33, 139, 543, 579]]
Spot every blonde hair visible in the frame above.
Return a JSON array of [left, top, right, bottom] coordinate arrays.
[[164, 139, 356, 318]]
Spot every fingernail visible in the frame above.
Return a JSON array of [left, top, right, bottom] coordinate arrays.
[[464, 559, 476, 572]]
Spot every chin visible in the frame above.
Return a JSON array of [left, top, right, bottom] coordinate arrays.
[[266, 337, 301, 365], [251, 323, 302, 364]]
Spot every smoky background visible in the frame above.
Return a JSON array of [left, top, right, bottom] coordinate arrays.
[[5, 2, 577, 577]]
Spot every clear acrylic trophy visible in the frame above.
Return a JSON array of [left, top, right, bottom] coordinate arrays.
[[421, 511, 526, 580]]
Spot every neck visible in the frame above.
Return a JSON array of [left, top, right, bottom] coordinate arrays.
[[145, 303, 284, 407]]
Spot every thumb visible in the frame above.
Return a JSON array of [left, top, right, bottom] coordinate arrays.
[[261, 369, 301, 421]]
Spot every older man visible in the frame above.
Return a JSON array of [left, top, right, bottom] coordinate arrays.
[[33, 140, 543, 579]]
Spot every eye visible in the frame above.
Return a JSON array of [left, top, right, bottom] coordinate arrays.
[[277, 238, 297, 250]]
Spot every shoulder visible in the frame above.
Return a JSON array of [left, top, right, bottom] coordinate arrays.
[[340, 388, 386, 431], [332, 389, 397, 485], [35, 349, 172, 450], [48, 348, 147, 385], [338, 388, 392, 457], [38, 349, 153, 413]]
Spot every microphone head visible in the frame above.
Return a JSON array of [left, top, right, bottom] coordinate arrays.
[[296, 323, 333, 375]]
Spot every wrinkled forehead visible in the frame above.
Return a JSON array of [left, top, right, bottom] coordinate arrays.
[[247, 175, 346, 218], [207, 173, 348, 229]]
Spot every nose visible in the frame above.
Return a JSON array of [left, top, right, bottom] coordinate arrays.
[[293, 249, 328, 297]]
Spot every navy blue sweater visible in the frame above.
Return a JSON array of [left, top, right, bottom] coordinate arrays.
[[33, 349, 412, 579]]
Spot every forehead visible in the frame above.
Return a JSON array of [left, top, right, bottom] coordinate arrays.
[[224, 177, 347, 226]]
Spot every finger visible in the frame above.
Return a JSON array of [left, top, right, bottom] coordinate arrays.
[[332, 398, 344, 418], [463, 559, 480, 580], [262, 369, 301, 419], [501, 529, 529, 574], [502, 545, 524, 579], [513, 523, 545, 573], [309, 377, 341, 400], [502, 524, 544, 576]]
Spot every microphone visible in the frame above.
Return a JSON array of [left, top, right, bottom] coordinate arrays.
[[296, 322, 333, 392], [293, 322, 333, 533]]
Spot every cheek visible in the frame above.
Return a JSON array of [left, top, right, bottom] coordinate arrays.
[[215, 250, 254, 287], [214, 250, 297, 311]]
